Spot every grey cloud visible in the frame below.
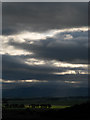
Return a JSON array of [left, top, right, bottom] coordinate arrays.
[[2, 2, 88, 98], [2, 55, 88, 81], [8, 31, 88, 64], [2, 2, 88, 35], [2, 54, 62, 80]]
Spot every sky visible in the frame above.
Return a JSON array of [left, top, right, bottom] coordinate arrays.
[[2, 2, 88, 98]]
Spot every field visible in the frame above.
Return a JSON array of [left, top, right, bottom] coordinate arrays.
[[3, 96, 88, 106], [2, 97, 89, 120]]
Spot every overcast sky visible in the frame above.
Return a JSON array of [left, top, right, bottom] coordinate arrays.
[[2, 2, 88, 98]]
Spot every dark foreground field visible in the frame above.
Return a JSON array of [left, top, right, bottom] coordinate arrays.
[[2, 102, 89, 120]]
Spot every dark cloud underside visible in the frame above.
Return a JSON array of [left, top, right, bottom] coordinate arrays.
[[2, 2, 88, 35], [2, 2, 88, 98]]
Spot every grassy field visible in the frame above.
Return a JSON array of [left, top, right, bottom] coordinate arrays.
[[2, 102, 89, 120], [3, 104, 70, 109], [51, 105, 70, 109], [24, 105, 70, 109], [3, 97, 88, 105], [2, 97, 88, 110]]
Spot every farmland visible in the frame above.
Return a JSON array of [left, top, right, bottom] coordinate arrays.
[[3, 96, 88, 106], [2, 97, 89, 120]]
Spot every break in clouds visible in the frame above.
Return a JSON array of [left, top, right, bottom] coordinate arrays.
[[1, 2, 88, 97]]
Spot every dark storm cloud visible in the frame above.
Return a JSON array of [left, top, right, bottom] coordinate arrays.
[[2, 2, 88, 35], [2, 54, 61, 80], [2, 2, 88, 98], [2, 54, 88, 81], [2, 55, 58, 77], [8, 32, 88, 64]]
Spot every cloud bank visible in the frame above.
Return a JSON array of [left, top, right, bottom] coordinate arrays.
[[2, 2, 88, 97]]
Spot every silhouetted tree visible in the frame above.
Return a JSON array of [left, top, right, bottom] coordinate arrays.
[[47, 104, 52, 108], [5, 104, 9, 108], [40, 104, 48, 109], [31, 104, 35, 108], [19, 104, 25, 108]]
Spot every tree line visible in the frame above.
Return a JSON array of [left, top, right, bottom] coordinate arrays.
[[4, 104, 52, 109]]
